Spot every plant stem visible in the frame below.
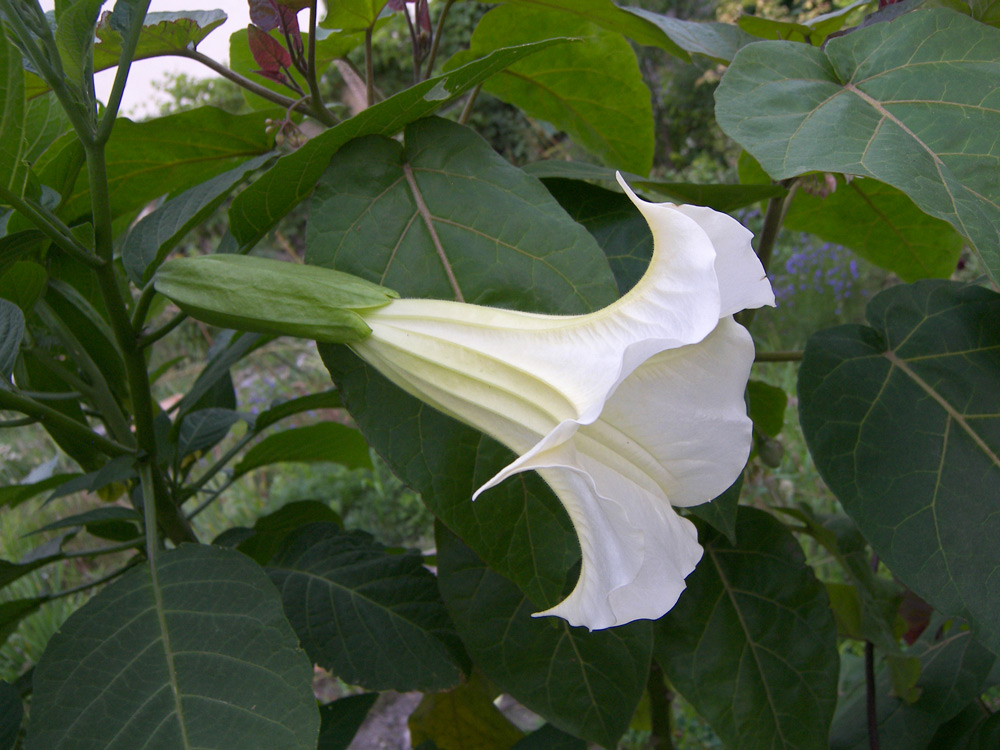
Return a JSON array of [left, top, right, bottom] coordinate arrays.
[[45, 559, 139, 601], [364, 26, 375, 107], [137, 311, 188, 349], [736, 180, 796, 328], [459, 84, 482, 125], [647, 662, 675, 750], [866, 640, 880, 750], [0, 186, 102, 269], [140, 463, 162, 568], [754, 350, 804, 363], [183, 431, 256, 501], [62, 538, 145, 559], [0, 389, 134, 456], [187, 475, 237, 521], [96, 0, 151, 144], [85, 141, 195, 543], [423, 0, 455, 80], [304, 1, 337, 127]]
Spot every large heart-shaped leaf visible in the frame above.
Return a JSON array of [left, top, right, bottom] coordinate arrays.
[[311, 116, 617, 607], [436, 523, 651, 749], [654, 507, 840, 750], [716, 9, 1000, 282], [306, 117, 617, 310], [228, 39, 569, 249], [0, 680, 21, 750], [267, 523, 467, 691], [25, 544, 319, 750], [447, 6, 653, 175], [799, 280, 1000, 653]]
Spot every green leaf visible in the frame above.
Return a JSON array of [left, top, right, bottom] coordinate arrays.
[[685, 474, 742, 546], [60, 107, 276, 223], [228, 39, 569, 249], [436, 522, 651, 749], [0, 261, 47, 313], [0, 598, 44, 649], [45, 454, 135, 502], [235, 499, 342, 565], [970, 712, 1000, 749], [313, 117, 619, 607], [233, 422, 372, 478], [253, 389, 342, 432], [446, 6, 653, 174], [0, 298, 25, 380], [747, 379, 787, 438], [0, 681, 21, 750], [176, 407, 244, 457], [0, 471, 79, 511], [306, 117, 617, 311], [739, 154, 964, 281], [473, 0, 689, 58], [175, 330, 266, 418], [655, 507, 840, 750], [321, 0, 388, 31], [122, 153, 274, 284], [267, 523, 467, 691], [28, 505, 141, 536], [799, 280, 1000, 652], [0, 26, 30, 202], [527, 161, 786, 212], [318, 693, 379, 750], [831, 619, 996, 749], [53, 0, 104, 89], [408, 673, 525, 750], [512, 724, 586, 750], [25, 545, 319, 750], [716, 9, 1000, 282], [95, 9, 226, 69], [0, 531, 76, 589], [737, 0, 870, 44], [626, 7, 757, 63]]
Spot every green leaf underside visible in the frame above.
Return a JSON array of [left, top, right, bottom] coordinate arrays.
[[25, 544, 319, 750], [625, 6, 757, 63], [831, 619, 996, 749], [436, 523, 652, 749], [1, 28, 30, 201], [447, 6, 654, 175], [306, 117, 617, 311], [799, 280, 1000, 653], [655, 508, 840, 750], [716, 9, 1000, 282], [267, 523, 466, 691], [228, 39, 570, 249]]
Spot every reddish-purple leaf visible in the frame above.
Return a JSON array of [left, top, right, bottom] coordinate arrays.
[[415, 0, 430, 34], [248, 23, 292, 73], [249, 0, 281, 31], [252, 68, 292, 86], [386, 0, 406, 10]]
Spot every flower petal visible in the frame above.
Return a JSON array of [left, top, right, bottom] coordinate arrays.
[[476, 318, 755, 628]]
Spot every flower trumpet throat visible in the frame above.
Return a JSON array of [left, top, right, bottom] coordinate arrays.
[[350, 174, 774, 629]]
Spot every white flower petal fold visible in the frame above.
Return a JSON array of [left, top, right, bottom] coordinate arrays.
[[350, 174, 774, 630]]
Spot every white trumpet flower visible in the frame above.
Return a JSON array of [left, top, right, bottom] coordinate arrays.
[[349, 175, 774, 629]]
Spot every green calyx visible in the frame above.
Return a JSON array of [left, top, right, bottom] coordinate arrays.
[[153, 255, 399, 343]]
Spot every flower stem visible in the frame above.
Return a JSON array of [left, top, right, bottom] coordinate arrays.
[[459, 83, 482, 125], [646, 661, 675, 750], [737, 179, 797, 328], [754, 350, 804, 363], [364, 26, 375, 107], [423, 0, 456, 80]]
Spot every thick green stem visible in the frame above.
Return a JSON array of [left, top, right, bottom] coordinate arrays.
[[85, 146, 196, 544], [137, 311, 187, 349], [647, 662, 675, 750]]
